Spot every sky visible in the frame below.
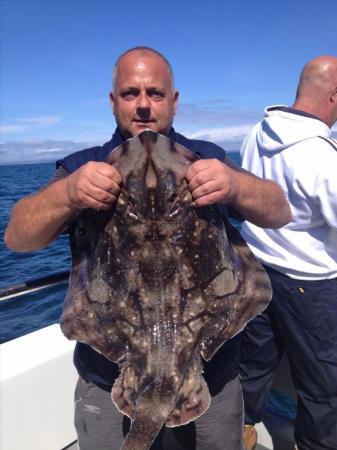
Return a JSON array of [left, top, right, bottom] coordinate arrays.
[[1, 0, 337, 164]]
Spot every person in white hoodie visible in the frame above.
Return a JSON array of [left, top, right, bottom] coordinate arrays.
[[239, 55, 337, 450]]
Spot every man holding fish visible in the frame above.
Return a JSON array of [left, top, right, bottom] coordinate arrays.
[[5, 47, 290, 450]]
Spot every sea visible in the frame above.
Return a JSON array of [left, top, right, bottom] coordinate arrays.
[[0, 162, 71, 343], [0, 152, 296, 422]]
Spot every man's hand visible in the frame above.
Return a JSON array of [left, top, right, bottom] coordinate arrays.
[[186, 159, 239, 207], [65, 162, 122, 210]]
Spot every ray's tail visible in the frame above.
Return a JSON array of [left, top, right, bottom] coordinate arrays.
[[120, 381, 175, 450], [113, 362, 211, 450]]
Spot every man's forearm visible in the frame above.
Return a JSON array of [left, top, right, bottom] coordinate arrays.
[[186, 157, 291, 228], [230, 170, 291, 228], [4, 178, 75, 252]]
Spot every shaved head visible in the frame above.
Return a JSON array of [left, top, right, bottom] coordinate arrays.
[[113, 47, 175, 90], [294, 55, 337, 127], [296, 55, 337, 99]]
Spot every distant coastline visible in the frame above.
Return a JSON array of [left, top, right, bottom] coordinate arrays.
[[0, 149, 241, 166], [0, 160, 55, 166]]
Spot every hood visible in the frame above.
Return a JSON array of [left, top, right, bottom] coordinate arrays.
[[256, 105, 330, 152]]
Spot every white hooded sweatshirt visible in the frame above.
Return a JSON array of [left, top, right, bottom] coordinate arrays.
[[241, 106, 337, 280]]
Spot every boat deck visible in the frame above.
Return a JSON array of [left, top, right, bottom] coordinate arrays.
[[64, 442, 270, 449], [63, 443, 272, 449]]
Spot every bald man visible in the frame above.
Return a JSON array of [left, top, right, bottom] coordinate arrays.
[[5, 47, 290, 450], [239, 55, 337, 450]]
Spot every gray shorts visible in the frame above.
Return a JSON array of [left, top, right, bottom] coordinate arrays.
[[74, 375, 244, 450]]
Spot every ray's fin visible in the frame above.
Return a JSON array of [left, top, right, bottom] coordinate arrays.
[[166, 373, 210, 427], [200, 219, 272, 361]]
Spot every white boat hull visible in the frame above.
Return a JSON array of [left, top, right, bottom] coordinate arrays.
[[1, 324, 77, 450]]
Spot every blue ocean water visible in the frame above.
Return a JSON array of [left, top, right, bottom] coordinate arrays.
[[0, 162, 71, 343]]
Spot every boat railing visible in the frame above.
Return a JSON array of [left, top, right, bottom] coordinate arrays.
[[0, 271, 70, 302]]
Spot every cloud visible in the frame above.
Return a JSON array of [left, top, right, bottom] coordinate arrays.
[[0, 124, 28, 133], [175, 100, 260, 150], [176, 100, 260, 127], [183, 125, 252, 150], [0, 116, 61, 134], [0, 139, 95, 164]]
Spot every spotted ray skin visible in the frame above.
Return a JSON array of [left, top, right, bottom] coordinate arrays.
[[60, 130, 272, 450]]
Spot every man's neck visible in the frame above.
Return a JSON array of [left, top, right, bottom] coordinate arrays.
[[292, 101, 331, 128]]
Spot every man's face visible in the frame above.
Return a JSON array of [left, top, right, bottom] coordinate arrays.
[[110, 52, 179, 138]]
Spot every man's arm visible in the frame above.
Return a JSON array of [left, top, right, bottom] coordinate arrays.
[[4, 162, 122, 252], [186, 158, 291, 228]]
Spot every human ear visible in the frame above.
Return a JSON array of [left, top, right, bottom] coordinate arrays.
[[173, 91, 179, 115], [109, 92, 115, 112]]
